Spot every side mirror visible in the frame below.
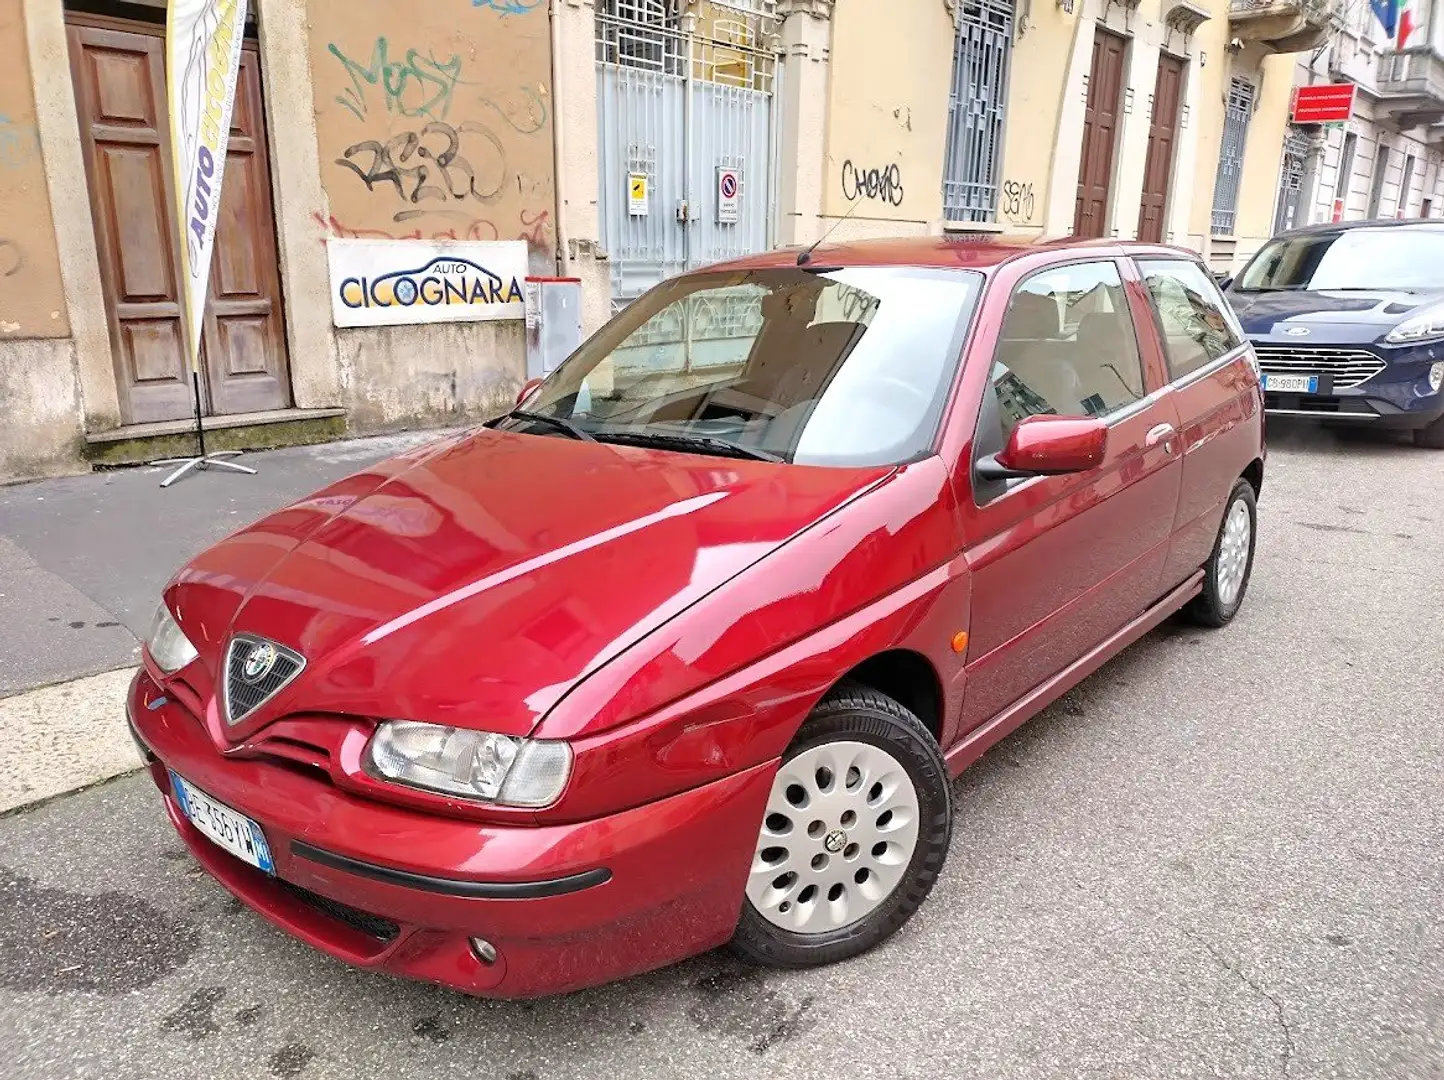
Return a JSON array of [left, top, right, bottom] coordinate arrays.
[[516, 377, 544, 408], [1217, 275, 1234, 292], [976, 415, 1108, 481]]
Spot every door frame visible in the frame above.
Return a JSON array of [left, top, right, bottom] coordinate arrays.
[[1136, 49, 1188, 245], [1073, 25, 1130, 239], [63, 7, 291, 423]]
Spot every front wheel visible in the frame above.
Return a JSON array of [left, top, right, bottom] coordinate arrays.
[[1185, 478, 1257, 628], [730, 685, 952, 970]]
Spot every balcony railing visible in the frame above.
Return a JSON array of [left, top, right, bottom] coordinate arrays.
[[1377, 47, 1444, 126], [1228, 0, 1338, 51]]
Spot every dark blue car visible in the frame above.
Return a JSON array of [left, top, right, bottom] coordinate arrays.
[[1223, 220, 1444, 447]]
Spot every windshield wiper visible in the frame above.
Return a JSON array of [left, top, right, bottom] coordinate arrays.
[[505, 409, 596, 442], [593, 430, 784, 462]]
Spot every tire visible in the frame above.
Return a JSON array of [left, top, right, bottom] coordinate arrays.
[[1185, 477, 1257, 628], [1413, 414, 1444, 448], [730, 684, 952, 970]]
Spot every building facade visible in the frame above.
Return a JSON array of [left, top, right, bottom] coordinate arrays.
[[1285, 0, 1444, 230], [2, 0, 1331, 483]]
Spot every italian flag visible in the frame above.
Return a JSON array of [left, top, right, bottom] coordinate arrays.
[[1398, 0, 1416, 47]]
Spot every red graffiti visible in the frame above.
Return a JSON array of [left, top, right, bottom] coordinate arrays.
[[313, 208, 551, 249], [518, 208, 551, 250]]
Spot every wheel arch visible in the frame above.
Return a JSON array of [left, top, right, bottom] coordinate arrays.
[[831, 649, 945, 743], [1241, 457, 1264, 498]]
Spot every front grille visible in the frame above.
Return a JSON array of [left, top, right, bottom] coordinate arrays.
[[223, 634, 305, 726], [274, 878, 400, 943], [1253, 345, 1386, 390]]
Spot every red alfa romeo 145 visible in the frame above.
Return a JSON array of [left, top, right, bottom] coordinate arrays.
[[128, 236, 1264, 998]]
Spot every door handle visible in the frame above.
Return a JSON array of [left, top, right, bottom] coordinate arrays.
[[1145, 422, 1176, 450]]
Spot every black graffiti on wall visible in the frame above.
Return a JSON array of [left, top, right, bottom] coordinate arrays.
[[336, 120, 507, 207], [840, 160, 904, 207], [1000, 179, 1035, 223]]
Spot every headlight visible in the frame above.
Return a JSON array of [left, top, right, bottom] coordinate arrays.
[[365, 720, 572, 807], [146, 602, 198, 674], [1386, 307, 1444, 344]]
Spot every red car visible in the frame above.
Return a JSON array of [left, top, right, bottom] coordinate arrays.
[[128, 236, 1264, 998]]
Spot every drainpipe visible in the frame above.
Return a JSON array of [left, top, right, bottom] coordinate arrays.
[[549, 0, 572, 276]]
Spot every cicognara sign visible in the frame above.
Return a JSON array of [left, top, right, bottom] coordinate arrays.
[[327, 239, 528, 328]]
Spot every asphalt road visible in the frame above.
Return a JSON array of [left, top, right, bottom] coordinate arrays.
[[3, 422, 1442, 1080], [0, 431, 446, 696]]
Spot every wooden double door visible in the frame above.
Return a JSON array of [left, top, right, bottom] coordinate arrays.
[[1073, 30, 1185, 244], [67, 16, 291, 425]]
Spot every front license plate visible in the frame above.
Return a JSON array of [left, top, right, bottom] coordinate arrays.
[[170, 771, 274, 874], [1263, 373, 1319, 393]]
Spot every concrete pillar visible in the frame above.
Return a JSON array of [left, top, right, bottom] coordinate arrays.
[[1110, 36, 1162, 240], [775, 0, 835, 247], [1044, 15, 1096, 235], [23, 0, 118, 431], [560, 0, 611, 336], [257, 0, 341, 409], [1165, 53, 1203, 245]]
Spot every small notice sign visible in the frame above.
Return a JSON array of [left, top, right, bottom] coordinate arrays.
[[628, 172, 649, 216], [717, 167, 740, 225]]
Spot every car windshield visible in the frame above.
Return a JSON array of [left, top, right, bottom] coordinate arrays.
[[1234, 228, 1444, 293], [507, 265, 981, 467]]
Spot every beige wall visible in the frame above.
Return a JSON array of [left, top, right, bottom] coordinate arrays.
[[1000, 0, 1082, 236], [818, 0, 953, 237]]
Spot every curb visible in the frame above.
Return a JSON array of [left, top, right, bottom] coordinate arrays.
[[0, 666, 143, 814]]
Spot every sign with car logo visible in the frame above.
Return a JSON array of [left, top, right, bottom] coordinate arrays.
[[327, 239, 528, 328], [1283, 326, 1311, 336]]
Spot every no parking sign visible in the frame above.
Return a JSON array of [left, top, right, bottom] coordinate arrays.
[[717, 167, 740, 225]]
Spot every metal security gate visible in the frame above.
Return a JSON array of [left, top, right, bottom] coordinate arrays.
[[596, 0, 778, 308], [1272, 128, 1310, 235], [941, 0, 1013, 223], [1211, 77, 1256, 236]]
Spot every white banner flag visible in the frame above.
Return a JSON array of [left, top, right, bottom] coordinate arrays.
[[166, 0, 247, 373]]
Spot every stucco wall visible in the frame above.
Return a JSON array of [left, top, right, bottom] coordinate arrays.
[[1002, 0, 1082, 236], [301, 0, 554, 426], [818, 0, 953, 237]]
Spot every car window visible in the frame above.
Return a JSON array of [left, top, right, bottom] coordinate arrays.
[[1138, 259, 1243, 380], [987, 260, 1145, 444], [521, 266, 982, 467]]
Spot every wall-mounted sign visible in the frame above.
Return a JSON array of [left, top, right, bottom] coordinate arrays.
[[628, 172, 649, 216], [1291, 83, 1356, 125], [717, 167, 740, 224], [327, 239, 527, 328]]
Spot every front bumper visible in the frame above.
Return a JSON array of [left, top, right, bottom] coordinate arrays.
[[1258, 348, 1444, 428], [127, 669, 775, 998]]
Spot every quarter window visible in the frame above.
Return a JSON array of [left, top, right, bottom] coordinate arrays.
[[987, 261, 1146, 443], [1138, 260, 1241, 380]]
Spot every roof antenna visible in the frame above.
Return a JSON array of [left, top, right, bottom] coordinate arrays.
[[797, 193, 867, 266]]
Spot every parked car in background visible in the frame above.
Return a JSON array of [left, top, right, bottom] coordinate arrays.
[[127, 236, 1265, 998], [1224, 220, 1444, 447]]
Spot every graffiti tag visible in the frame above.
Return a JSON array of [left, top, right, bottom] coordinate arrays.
[[337, 120, 508, 209], [328, 38, 463, 121], [1000, 180, 1035, 223], [840, 160, 904, 207], [471, 0, 545, 12]]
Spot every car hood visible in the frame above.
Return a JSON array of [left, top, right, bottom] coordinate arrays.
[[167, 428, 891, 737], [1228, 287, 1444, 342]]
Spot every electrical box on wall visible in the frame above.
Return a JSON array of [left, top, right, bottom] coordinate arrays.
[[524, 277, 583, 380]]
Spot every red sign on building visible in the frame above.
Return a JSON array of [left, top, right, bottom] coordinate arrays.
[[1291, 84, 1357, 124]]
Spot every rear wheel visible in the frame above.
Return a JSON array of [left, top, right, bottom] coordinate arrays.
[[1413, 414, 1444, 448], [1186, 478, 1257, 628], [731, 685, 952, 969]]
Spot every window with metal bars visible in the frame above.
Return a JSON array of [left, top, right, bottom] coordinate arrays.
[[1210, 78, 1256, 236], [941, 0, 1014, 224]]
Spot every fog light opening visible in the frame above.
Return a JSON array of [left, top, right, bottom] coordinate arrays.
[[470, 937, 498, 966], [1430, 362, 1444, 393]]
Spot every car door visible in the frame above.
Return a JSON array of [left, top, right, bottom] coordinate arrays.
[[1133, 257, 1262, 590], [957, 257, 1184, 735]]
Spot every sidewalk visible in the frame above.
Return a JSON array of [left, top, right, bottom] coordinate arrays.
[[0, 429, 451, 810]]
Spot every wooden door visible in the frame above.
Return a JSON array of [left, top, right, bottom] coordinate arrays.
[[1073, 29, 1128, 239], [67, 18, 291, 424], [1136, 53, 1185, 244]]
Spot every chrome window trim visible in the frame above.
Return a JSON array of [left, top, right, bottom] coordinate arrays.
[[222, 633, 307, 727], [1169, 344, 1249, 392]]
